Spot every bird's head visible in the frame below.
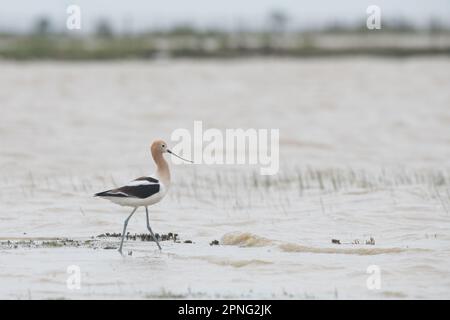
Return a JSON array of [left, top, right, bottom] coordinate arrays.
[[151, 139, 193, 163], [151, 139, 169, 154]]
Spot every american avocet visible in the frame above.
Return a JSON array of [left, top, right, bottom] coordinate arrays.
[[95, 140, 192, 254]]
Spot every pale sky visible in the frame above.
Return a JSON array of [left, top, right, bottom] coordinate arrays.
[[0, 0, 449, 33]]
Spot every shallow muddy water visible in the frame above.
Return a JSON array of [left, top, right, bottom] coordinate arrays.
[[0, 58, 450, 299]]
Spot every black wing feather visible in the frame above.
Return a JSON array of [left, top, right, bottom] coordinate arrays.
[[134, 176, 159, 183], [95, 184, 160, 199]]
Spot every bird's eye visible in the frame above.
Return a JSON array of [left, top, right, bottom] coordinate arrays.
[[162, 144, 165, 148]]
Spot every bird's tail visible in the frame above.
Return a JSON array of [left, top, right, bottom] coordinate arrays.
[[94, 190, 110, 197]]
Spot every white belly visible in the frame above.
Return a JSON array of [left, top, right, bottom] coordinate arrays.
[[104, 187, 167, 207]]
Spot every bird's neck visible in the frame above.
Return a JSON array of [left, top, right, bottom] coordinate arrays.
[[153, 153, 171, 186]]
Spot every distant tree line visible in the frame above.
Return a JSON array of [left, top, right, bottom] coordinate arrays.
[[16, 9, 450, 38]]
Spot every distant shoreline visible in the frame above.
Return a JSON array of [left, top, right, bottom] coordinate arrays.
[[1, 32, 450, 60]]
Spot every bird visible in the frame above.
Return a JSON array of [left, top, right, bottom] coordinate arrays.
[[94, 139, 192, 254]]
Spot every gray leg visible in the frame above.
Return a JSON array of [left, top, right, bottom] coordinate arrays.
[[145, 206, 162, 250], [118, 207, 137, 254]]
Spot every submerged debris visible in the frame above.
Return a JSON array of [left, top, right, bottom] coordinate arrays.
[[210, 240, 220, 246], [0, 238, 99, 250], [155, 233, 179, 242], [96, 232, 180, 242], [0, 231, 189, 250], [333, 237, 376, 245], [97, 232, 121, 238]]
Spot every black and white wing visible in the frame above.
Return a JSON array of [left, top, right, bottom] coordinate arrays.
[[95, 176, 160, 199]]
